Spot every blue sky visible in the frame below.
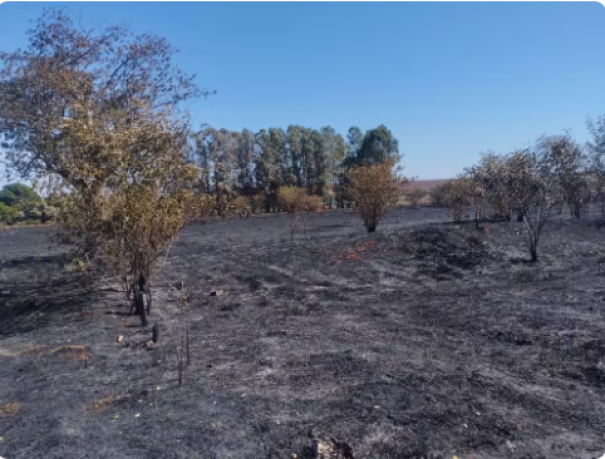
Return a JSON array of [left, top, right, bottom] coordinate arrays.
[[1, 2, 605, 181]]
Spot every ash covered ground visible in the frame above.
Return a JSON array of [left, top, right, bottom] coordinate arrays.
[[1, 207, 605, 459]]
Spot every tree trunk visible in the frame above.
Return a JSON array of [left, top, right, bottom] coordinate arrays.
[[135, 292, 148, 327], [530, 247, 538, 263], [152, 324, 160, 343], [367, 224, 376, 233], [146, 290, 152, 315]]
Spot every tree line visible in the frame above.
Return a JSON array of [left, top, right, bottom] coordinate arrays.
[[191, 124, 400, 208]]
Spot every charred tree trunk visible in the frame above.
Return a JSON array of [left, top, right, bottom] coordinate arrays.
[[135, 291, 148, 327], [186, 325, 190, 367], [146, 289, 152, 315]]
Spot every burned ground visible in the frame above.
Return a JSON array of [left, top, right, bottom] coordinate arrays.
[[1, 207, 605, 459]]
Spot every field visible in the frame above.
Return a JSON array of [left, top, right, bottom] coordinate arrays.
[[1, 207, 605, 459], [400, 179, 450, 191]]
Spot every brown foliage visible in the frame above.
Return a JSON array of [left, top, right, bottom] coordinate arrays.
[[88, 395, 119, 412], [249, 193, 267, 214], [100, 183, 193, 295], [0, 9, 204, 190], [347, 160, 400, 232], [278, 187, 324, 214], [277, 186, 324, 240], [0, 403, 22, 417], [0, 10, 205, 312], [278, 186, 308, 213], [432, 179, 473, 222], [404, 188, 426, 206], [187, 193, 217, 219], [50, 345, 93, 361], [230, 196, 252, 217]]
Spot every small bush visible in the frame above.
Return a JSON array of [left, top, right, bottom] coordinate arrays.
[[432, 179, 472, 222], [278, 187, 323, 213], [249, 193, 266, 214], [348, 159, 400, 232], [187, 193, 217, 219], [230, 196, 252, 216], [0, 202, 20, 224], [278, 186, 306, 213], [304, 195, 324, 212], [404, 188, 426, 206]]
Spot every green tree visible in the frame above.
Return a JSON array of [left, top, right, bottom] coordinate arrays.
[[286, 125, 303, 187], [358, 125, 400, 165], [346, 127, 364, 159], [0, 202, 20, 225], [344, 125, 399, 169], [0, 183, 40, 207]]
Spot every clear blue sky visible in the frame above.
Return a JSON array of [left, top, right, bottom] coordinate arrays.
[[1, 2, 605, 181]]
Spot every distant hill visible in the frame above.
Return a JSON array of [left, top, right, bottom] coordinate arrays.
[[400, 179, 451, 191]]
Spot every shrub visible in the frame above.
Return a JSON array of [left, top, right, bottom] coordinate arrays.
[[230, 196, 252, 217], [186, 193, 217, 220], [249, 193, 266, 214], [348, 159, 400, 233], [404, 188, 426, 206], [0, 202, 20, 225], [100, 183, 194, 302], [433, 179, 472, 222], [304, 195, 324, 212], [418, 194, 434, 206], [278, 186, 324, 213], [278, 186, 307, 213], [430, 183, 450, 207]]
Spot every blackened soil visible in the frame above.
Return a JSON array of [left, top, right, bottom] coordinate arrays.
[[1, 207, 605, 459]]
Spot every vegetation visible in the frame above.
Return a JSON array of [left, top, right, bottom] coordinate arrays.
[[5, 8, 603, 302], [191, 124, 400, 210], [0, 202, 19, 225], [432, 179, 472, 222], [0, 183, 56, 226], [0, 183, 39, 207], [0, 9, 202, 325], [277, 186, 324, 240], [440, 132, 600, 262], [402, 187, 426, 206], [277, 186, 323, 213], [348, 159, 401, 233]]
